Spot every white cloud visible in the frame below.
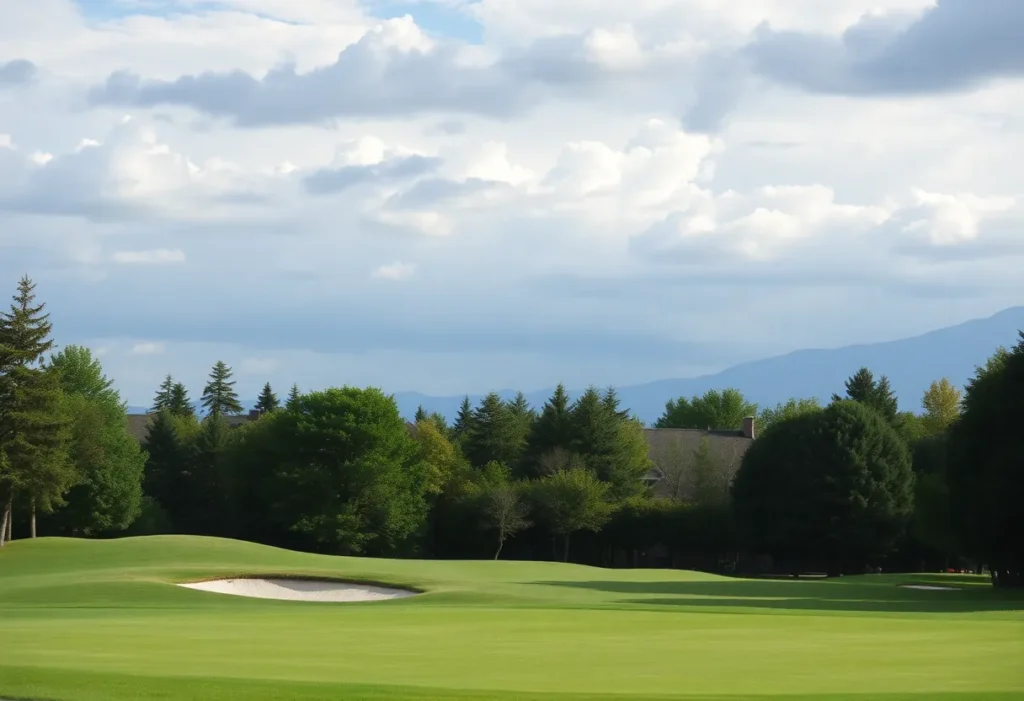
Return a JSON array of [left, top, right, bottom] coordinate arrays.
[[130, 341, 165, 355], [112, 248, 187, 264], [372, 261, 417, 280], [2, 0, 1024, 406]]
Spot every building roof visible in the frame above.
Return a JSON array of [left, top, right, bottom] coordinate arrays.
[[642, 427, 754, 501]]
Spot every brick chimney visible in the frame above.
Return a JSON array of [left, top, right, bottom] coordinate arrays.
[[742, 416, 756, 439]]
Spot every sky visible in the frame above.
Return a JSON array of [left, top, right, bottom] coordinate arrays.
[[1, 0, 1023, 406]]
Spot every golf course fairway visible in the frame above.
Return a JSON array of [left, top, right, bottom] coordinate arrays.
[[1, 536, 1021, 701]]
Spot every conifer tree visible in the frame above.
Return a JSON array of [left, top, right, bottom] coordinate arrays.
[[414, 405, 428, 423], [0, 277, 74, 544], [142, 410, 192, 531], [286, 384, 301, 410], [200, 361, 242, 418], [523, 384, 574, 477], [254, 382, 279, 414], [168, 382, 194, 418], [834, 367, 899, 424], [451, 396, 474, 441], [463, 393, 524, 469], [601, 387, 631, 421], [152, 374, 175, 412]]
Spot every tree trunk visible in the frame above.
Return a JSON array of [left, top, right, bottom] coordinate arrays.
[[0, 491, 11, 548], [30, 498, 36, 539], [563, 533, 571, 562], [494, 535, 504, 560]]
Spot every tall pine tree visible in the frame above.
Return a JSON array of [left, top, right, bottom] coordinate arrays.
[[286, 384, 301, 410], [523, 384, 574, 477], [168, 382, 194, 418], [152, 374, 175, 412], [254, 382, 279, 414], [463, 393, 525, 469], [201, 361, 242, 418], [0, 277, 75, 544], [451, 396, 474, 442]]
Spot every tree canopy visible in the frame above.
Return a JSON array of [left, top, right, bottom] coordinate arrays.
[[947, 337, 1024, 587], [732, 400, 915, 574], [656, 389, 756, 431]]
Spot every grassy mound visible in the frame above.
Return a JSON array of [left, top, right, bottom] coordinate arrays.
[[1, 536, 1022, 700]]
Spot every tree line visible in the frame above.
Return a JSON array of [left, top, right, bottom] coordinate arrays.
[[0, 277, 1019, 587]]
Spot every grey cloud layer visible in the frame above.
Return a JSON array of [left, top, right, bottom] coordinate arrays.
[[0, 59, 36, 87], [88, 33, 553, 125], [746, 0, 1024, 95], [304, 154, 442, 194]]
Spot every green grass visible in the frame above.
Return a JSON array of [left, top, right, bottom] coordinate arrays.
[[1, 536, 1022, 701]]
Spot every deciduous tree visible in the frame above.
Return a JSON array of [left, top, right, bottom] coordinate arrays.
[[46, 345, 121, 409], [656, 389, 756, 431], [528, 467, 613, 562], [757, 397, 822, 435], [920, 378, 961, 436]]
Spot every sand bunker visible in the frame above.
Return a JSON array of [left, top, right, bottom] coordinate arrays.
[[179, 577, 417, 602], [899, 584, 959, 591]]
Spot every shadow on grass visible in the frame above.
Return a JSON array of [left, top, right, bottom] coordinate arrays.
[[534, 578, 1024, 614]]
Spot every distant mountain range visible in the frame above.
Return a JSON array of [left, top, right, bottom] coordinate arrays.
[[128, 306, 1024, 425]]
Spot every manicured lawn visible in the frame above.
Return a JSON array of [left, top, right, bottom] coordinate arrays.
[[1, 536, 1021, 701]]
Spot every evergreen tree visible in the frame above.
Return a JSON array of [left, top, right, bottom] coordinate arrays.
[[523, 384, 574, 476], [567, 387, 649, 499], [200, 361, 242, 418], [152, 374, 175, 412], [168, 382, 194, 418], [188, 415, 232, 535], [833, 367, 899, 423], [142, 410, 195, 532], [463, 393, 524, 469], [0, 277, 74, 544], [451, 396, 474, 441], [601, 387, 630, 421], [414, 405, 428, 423], [254, 382, 279, 414], [286, 384, 301, 410]]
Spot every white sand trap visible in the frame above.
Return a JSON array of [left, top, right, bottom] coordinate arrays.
[[899, 584, 959, 591], [179, 577, 417, 602]]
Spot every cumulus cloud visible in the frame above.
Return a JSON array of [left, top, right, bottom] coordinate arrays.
[[746, 0, 1024, 96], [87, 17, 537, 125], [0, 117, 283, 221], [5, 0, 1024, 404]]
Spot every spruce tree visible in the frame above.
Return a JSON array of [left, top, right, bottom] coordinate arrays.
[[414, 405, 428, 423], [142, 410, 191, 531], [286, 384, 301, 410], [601, 387, 631, 421], [168, 382, 194, 418], [463, 393, 524, 469], [188, 415, 232, 535], [523, 384, 574, 477], [451, 396, 474, 438], [0, 277, 74, 544], [834, 367, 900, 424], [254, 382, 279, 414], [152, 374, 175, 412], [200, 361, 242, 418]]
